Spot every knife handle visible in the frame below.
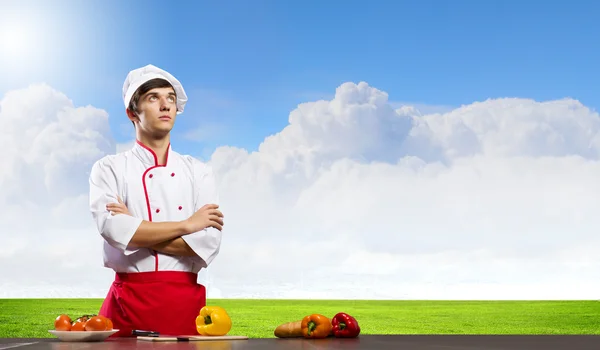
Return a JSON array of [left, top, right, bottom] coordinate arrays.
[[132, 330, 160, 337]]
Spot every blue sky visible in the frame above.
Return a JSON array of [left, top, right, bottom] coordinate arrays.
[[1, 0, 599, 159], [4, 0, 600, 300]]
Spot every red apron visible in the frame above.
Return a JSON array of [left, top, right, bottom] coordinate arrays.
[[99, 271, 206, 337]]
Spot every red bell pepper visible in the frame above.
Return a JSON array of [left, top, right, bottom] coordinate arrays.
[[331, 312, 360, 338]]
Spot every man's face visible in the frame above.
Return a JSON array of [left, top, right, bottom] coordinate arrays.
[[134, 87, 178, 136]]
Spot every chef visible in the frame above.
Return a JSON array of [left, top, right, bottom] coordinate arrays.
[[88, 64, 224, 337]]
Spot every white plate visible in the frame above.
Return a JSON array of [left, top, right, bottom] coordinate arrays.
[[48, 329, 119, 342]]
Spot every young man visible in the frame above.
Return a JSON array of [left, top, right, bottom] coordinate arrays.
[[88, 64, 224, 337]]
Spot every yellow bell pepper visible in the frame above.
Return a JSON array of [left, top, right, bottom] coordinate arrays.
[[195, 306, 232, 336]]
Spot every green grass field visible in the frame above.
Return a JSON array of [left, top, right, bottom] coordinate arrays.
[[1, 299, 599, 338]]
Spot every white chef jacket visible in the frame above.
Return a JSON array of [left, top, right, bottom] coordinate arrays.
[[88, 140, 222, 274]]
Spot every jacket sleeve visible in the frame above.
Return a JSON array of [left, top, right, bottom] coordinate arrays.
[[181, 161, 223, 268], [89, 158, 143, 255]]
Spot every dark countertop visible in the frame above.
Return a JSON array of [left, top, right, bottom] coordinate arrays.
[[1, 335, 599, 350]]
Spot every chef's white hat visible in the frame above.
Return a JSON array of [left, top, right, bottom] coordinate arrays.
[[122, 64, 188, 114]]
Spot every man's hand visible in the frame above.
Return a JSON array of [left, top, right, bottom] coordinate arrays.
[[185, 204, 224, 232], [151, 237, 197, 257], [106, 195, 131, 216]]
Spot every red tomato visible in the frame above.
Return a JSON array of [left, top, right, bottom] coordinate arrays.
[[85, 316, 112, 331], [101, 315, 114, 330], [54, 315, 71, 331], [71, 320, 86, 331]]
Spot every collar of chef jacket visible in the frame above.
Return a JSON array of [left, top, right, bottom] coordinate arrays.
[[132, 140, 173, 167]]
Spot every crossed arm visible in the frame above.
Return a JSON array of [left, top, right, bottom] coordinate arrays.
[[152, 237, 197, 256], [106, 196, 197, 257], [89, 159, 223, 266]]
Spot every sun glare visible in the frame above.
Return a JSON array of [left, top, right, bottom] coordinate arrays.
[[0, 21, 35, 59], [1, 27, 30, 57], [0, 3, 91, 83]]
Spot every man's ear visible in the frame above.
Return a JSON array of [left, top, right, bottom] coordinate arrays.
[[126, 108, 139, 124]]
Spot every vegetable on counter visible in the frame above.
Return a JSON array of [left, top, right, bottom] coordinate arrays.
[[85, 315, 114, 331], [54, 314, 113, 332], [301, 314, 332, 339], [195, 306, 232, 336], [331, 312, 360, 338], [54, 315, 72, 331], [274, 320, 303, 338]]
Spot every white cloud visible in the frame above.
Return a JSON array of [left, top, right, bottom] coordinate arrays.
[[391, 101, 456, 115], [1, 81, 600, 300], [116, 140, 135, 153], [207, 82, 600, 299]]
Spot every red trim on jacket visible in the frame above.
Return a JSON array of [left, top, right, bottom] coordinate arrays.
[[136, 140, 170, 272]]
